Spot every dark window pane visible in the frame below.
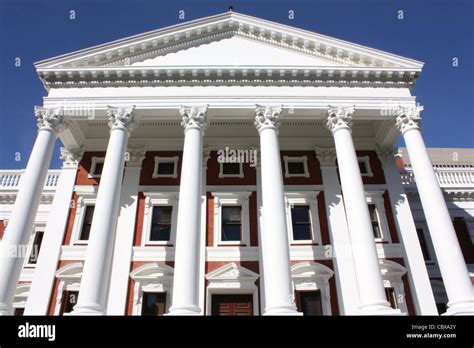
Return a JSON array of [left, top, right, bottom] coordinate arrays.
[[359, 160, 368, 174], [14, 308, 24, 316], [436, 303, 447, 314], [385, 287, 398, 309], [150, 206, 172, 241], [157, 162, 175, 175], [222, 206, 242, 241], [287, 161, 305, 175], [297, 291, 323, 316], [368, 204, 381, 239], [222, 162, 241, 175], [80, 206, 95, 241], [142, 292, 166, 316], [291, 206, 312, 240], [416, 228, 431, 261], [60, 290, 79, 315], [94, 162, 104, 175], [28, 231, 44, 264]]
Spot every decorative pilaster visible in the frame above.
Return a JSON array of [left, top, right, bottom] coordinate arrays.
[[169, 105, 208, 315], [0, 106, 67, 315], [395, 105, 474, 315], [254, 105, 300, 315], [71, 105, 137, 315]]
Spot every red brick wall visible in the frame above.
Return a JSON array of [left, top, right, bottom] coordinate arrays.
[[207, 151, 256, 186], [0, 220, 5, 240], [133, 193, 146, 246], [76, 151, 105, 185], [62, 193, 78, 246]]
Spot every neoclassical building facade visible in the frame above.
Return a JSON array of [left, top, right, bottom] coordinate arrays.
[[0, 11, 473, 316]]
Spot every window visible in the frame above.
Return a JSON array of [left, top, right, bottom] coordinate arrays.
[[59, 290, 79, 315], [368, 204, 382, 239], [366, 191, 391, 243], [221, 206, 242, 242], [416, 228, 431, 261], [291, 206, 312, 241], [296, 290, 323, 316], [89, 157, 105, 177], [284, 156, 309, 178], [357, 156, 373, 177], [153, 157, 179, 178], [141, 292, 167, 316], [79, 206, 95, 241], [385, 287, 398, 309], [219, 162, 244, 178], [150, 206, 172, 241], [14, 308, 25, 316], [27, 231, 44, 264]]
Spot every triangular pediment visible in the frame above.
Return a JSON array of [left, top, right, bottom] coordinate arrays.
[[206, 262, 259, 281]]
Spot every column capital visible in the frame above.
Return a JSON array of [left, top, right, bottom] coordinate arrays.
[[180, 105, 208, 132], [395, 105, 423, 134], [125, 146, 147, 168], [60, 147, 84, 169], [375, 145, 398, 163], [254, 104, 283, 133], [34, 106, 68, 133], [203, 145, 212, 169], [107, 105, 138, 133], [315, 147, 337, 167], [326, 106, 355, 134]]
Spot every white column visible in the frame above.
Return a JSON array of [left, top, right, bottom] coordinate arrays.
[[106, 146, 146, 315], [254, 105, 300, 315], [169, 105, 208, 315], [326, 106, 398, 315], [315, 148, 359, 314], [0, 106, 67, 316], [376, 146, 438, 315], [71, 105, 137, 315], [24, 147, 83, 315], [396, 106, 474, 315]]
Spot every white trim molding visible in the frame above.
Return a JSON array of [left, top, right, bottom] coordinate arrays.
[[88, 156, 105, 178], [284, 156, 310, 178], [358, 156, 374, 177], [218, 162, 244, 179], [13, 283, 31, 313], [152, 156, 179, 179], [285, 191, 322, 245], [54, 262, 83, 315], [141, 192, 179, 246], [130, 263, 174, 315], [205, 262, 259, 316], [211, 191, 252, 246], [22, 225, 45, 268], [70, 191, 97, 245], [291, 261, 334, 315], [379, 259, 409, 314], [366, 190, 392, 243]]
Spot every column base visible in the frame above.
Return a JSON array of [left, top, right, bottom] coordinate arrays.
[[359, 301, 404, 316], [0, 303, 13, 316], [69, 302, 104, 316], [264, 305, 302, 316], [443, 298, 474, 316], [167, 305, 202, 316]]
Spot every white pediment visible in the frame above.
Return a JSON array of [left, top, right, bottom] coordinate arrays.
[[206, 262, 259, 281]]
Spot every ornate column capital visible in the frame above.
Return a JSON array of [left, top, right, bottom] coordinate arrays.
[[107, 105, 138, 133], [395, 105, 423, 134], [180, 105, 208, 132], [60, 147, 84, 169], [375, 145, 398, 163], [34, 106, 68, 133], [125, 146, 147, 168], [326, 106, 355, 134], [315, 147, 337, 167], [254, 104, 283, 133]]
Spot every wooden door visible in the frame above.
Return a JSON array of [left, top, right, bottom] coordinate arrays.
[[211, 294, 253, 316]]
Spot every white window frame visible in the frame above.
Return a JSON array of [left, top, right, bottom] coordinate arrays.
[[130, 263, 174, 315], [54, 262, 83, 315], [379, 259, 407, 314], [291, 261, 334, 316], [219, 162, 244, 178], [142, 192, 179, 246], [89, 156, 105, 178], [414, 222, 436, 264], [13, 283, 31, 314], [205, 262, 259, 316], [366, 190, 391, 243], [152, 156, 179, 178], [358, 156, 373, 177], [285, 191, 321, 245], [284, 156, 310, 178], [212, 192, 251, 246], [70, 195, 97, 245], [23, 225, 45, 268]]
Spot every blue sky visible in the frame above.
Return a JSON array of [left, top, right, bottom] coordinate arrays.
[[0, 0, 472, 169]]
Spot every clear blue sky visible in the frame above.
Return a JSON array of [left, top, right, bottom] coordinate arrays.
[[0, 0, 472, 169]]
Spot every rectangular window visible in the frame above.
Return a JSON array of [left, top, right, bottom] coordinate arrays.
[[14, 308, 25, 316], [368, 204, 382, 239], [93, 162, 104, 176], [222, 162, 241, 175], [142, 292, 166, 316], [416, 228, 431, 261], [59, 290, 79, 315], [150, 206, 173, 241], [79, 206, 95, 241], [28, 231, 44, 264], [157, 162, 175, 176], [221, 206, 242, 242], [296, 290, 323, 316], [291, 206, 312, 241], [385, 287, 398, 309], [358, 160, 368, 174], [288, 161, 306, 175]]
